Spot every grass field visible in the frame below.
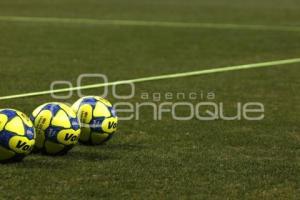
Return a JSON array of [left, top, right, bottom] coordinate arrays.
[[0, 0, 300, 199]]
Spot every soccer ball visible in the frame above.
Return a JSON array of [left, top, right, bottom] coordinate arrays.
[[30, 102, 81, 155], [0, 109, 35, 162], [72, 96, 118, 145]]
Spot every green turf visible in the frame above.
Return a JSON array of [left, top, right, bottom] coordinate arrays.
[[0, 0, 299, 199]]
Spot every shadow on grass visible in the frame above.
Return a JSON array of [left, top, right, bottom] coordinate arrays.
[[0, 143, 147, 168], [2, 155, 67, 169]]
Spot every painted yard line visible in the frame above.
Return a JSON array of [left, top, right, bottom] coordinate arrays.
[[0, 16, 299, 32], [0, 58, 299, 101]]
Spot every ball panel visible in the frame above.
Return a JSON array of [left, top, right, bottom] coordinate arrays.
[[93, 102, 111, 117], [32, 104, 47, 117], [34, 109, 52, 151], [8, 136, 35, 154], [79, 127, 91, 142], [78, 104, 93, 123], [0, 109, 17, 120], [34, 110, 52, 130], [16, 111, 33, 128], [44, 141, 65, 155], [5, 116, 25, 135], [0, 114, 8, 131], [90, 117, 105, 133], [71, 99, 82, 112], [59, 103, 76, 118], [109, 107, 117, 117], [91, 132, 110, 145], [0, 130, 14, 149], [52, 110, 71, 128], [80, 97, 97, 106], [101, 117, 118, 133], [56, 129, 80, 145], [25, 127, 35, 140], [95, 96, 112, 107], [43, 103, 61, 116], [70, 118, 80, 131]]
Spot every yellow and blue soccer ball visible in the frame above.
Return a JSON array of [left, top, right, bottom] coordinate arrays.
[[72, 96, 118, 145], [0, 109, 35, 162], [30, 103, 81, 155]]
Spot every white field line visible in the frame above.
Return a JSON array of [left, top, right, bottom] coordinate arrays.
[[0, 16, 299, 32], [0, 58, 299, 101]]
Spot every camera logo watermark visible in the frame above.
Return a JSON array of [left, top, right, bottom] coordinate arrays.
[[51, 73, 265, 121]]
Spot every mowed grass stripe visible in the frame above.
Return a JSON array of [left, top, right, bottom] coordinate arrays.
[[0, 16, 300, 32], [0, 58, 300, 101]]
